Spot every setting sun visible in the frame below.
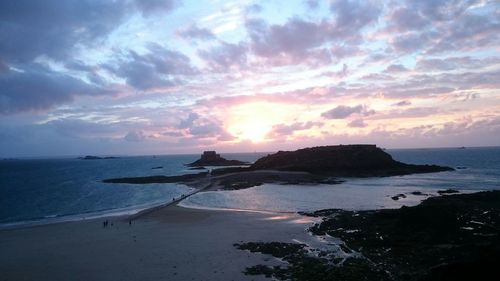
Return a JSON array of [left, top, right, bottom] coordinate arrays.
[[228, 120, 271, 143], [225, 101, 291, 143]]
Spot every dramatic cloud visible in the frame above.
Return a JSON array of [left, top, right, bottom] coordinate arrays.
[[1, 0, 499, 156], [0, 0, 131, 63], [321, 105, 374, 119], [245, 0, 379, 65], [329, 0, 381, 35], [269, 121, 323, 137], [198, 42, 248, 71], [134, 0, 179, 16], [107, 44, 198, 90], [178, 24, 216, 41], [174, 111, 233, 141], [0, 64, 115, 114], [416, 56, 500, 71]]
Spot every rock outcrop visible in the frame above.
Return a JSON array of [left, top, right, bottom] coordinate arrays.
[[251, 144, 453, 176], [78, 155, 119, 160], [187, 151, 249, 167]]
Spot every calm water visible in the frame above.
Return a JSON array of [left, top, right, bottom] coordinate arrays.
[[0, 153, 264, 227], [1, 148, 499, 227], [182, 147, 500, 212]]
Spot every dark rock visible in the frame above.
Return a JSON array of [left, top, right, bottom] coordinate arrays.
[[391, 194, 407, 200], [250, 144, 453, 177], [102, 172, 208, 184], [79, 155, 102, 160], [151, 166, 163, 169], [308, 191, 500, 281], [437, 189, 460, 195], [235, 242, 391, 281], [410, 191, 428, 196], [187, 151, 249, 167], [79, 155, 119, 160], [210, 167, 252, 175]]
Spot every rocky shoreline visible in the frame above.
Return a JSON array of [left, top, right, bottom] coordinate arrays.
[[236, 191, 500, 281]]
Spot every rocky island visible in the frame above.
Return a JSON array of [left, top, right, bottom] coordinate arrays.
[[78, 155, 119, 160], [102, 144, 453, 189], [187, 151, 250, 167], [251, 144, 452, 176]]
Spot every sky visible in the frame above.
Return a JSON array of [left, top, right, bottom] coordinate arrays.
[[0, 0, 499, 157]]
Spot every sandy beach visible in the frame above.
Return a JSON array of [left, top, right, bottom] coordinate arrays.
[[0, 203, 317, 281]]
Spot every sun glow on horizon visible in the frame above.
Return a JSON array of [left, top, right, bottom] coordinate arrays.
[[225, 102, 291, 143], [228, 120, 271, 143]]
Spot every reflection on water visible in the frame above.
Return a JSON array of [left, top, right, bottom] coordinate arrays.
[[180, 170, 487, 212], [180, 148, 500, 213]]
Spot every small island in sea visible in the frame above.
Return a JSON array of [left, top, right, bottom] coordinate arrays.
[[78, 155, 119, 160], [103, 144, 453, 188], [187, 150, 250, 167]]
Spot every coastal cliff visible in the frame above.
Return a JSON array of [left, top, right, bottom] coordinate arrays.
[[251, 145, 453, 176]]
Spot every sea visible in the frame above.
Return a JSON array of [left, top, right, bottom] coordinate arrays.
[[1, 147, 499, 228]]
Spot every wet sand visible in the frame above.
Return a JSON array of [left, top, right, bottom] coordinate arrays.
[[0, 204, 317, 281]]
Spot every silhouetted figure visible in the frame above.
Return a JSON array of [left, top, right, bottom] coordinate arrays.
[[129, 220, 132, 226]]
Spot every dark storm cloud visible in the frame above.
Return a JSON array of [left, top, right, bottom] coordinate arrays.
[[49, 118, 121, 138], [0, 64, 115, 114], [107, 44, 198, 90], [0, 0, 184, 113], [0, 0, 131, 63]]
